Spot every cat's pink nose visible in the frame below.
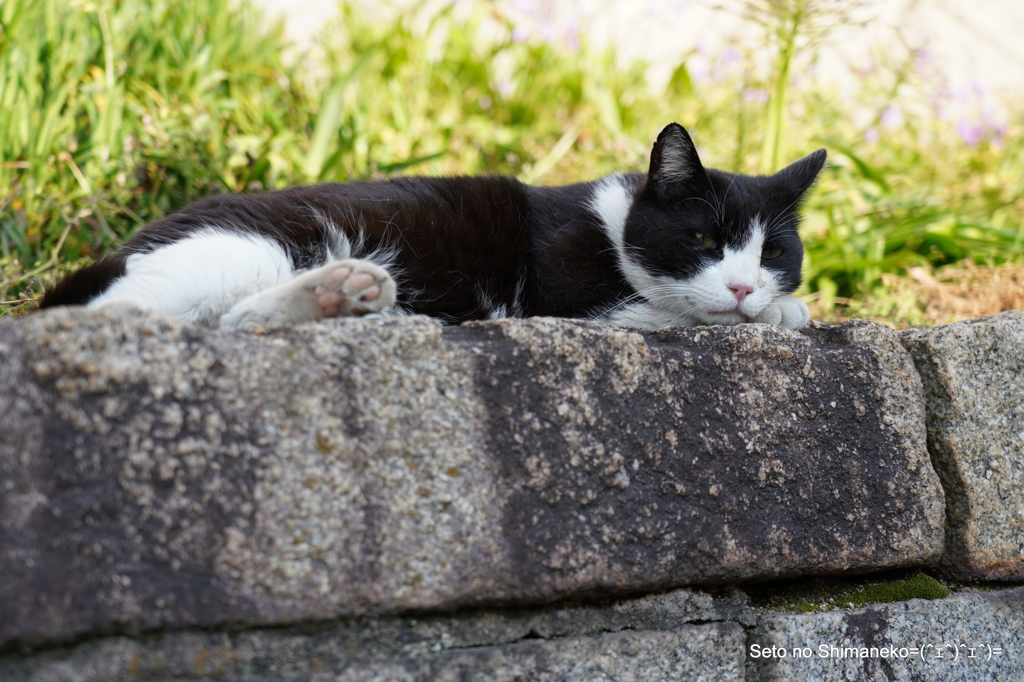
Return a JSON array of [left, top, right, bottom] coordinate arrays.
[[729, 284, 754, 303]]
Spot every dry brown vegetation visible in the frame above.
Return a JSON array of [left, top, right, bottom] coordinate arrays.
[[808, 263, 1024, 328]]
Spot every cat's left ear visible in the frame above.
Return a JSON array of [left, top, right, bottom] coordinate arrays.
[[645, 123, 707, 200], [774, 149, 827, 196]]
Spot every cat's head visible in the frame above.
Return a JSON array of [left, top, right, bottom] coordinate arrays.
[[620, 123, 825, 326]]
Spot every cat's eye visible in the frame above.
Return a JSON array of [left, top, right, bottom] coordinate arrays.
[[696, 233, 717, 248], [762, 246, 783, 259]]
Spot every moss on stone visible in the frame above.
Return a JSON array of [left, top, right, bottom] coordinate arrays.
[[786, 600, 821, 613], [838, 573, 949, 607], [748, 570, 951, 613]]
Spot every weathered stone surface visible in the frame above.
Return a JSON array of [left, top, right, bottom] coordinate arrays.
[[901, 311, 1024, 580], [330, 624, 746, 682], [0, 586, 751, 681], [404, 584, 757, 646], [0, 603, 745, 682], [8, 582, 1024, 682], [0, 587, 750, 681], [753, 587, 1024, 681], [0, 308, 943, 651]]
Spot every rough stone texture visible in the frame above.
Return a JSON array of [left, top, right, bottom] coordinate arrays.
[[330, 625, 746, 682], [7, 582, 1024, 682], [0, 601, 745, 682], [753, 587, 1024, 682], [901, 311, 1024, 581], [0, 308, 943, 651], [0, 587, 750, 681]]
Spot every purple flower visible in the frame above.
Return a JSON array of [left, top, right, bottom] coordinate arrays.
[[932, 83, 953, 103], [512, 24, 531, 43], [914, 47, 936, 78], [538, 19, 557, 43], [972, 78, 986, 100], [880, 106, 902, 130], [491, 79, 515, 98], [957, 118, 985, 146], [689, 55, 710, 83], [864, 127, 879, 144], [511, 0, 539, 14], [720, 47, 741, 67], [981, 109, 1008, 137], [565, 24, 580, 52], [742, 88, 769, 103]]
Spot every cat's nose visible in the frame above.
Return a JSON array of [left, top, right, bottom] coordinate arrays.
[[729, 284, 754, 303]]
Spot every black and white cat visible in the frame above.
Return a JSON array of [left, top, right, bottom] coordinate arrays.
[[41, 123, 825, 331]]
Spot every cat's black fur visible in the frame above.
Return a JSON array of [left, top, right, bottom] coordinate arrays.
[[45, 176, 537, 322], [41, 124, 826, 327]]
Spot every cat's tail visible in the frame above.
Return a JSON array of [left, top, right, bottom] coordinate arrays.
[[38, 255, 128, 309]]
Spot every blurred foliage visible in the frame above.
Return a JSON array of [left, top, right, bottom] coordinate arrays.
[[2, 0, 1023, 324]]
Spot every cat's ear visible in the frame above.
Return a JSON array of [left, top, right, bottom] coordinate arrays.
[[774, 149, 827, 196], [646, 123, 706, 199]]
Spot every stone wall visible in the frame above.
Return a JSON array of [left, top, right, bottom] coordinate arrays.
[[4, 583, 1021, 681], [1, 307, 1021, 680], [901, 312, 1024, 581]]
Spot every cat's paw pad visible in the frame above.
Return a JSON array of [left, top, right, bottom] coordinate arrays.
[[752, 295, 809, 329], [309, 259, 397, 317]]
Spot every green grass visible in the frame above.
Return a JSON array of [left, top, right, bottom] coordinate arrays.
[[2, 0, 1023, 322], [1, 0, 305, 308]]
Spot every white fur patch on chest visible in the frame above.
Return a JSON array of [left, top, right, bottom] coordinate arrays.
[[590, 175, 648, 295]]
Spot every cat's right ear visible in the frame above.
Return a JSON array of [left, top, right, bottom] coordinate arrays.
[[774, 148, 827, 195], [645, 123, 706, 200]]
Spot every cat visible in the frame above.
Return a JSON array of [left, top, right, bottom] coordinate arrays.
[[40, 123, 826, 331]]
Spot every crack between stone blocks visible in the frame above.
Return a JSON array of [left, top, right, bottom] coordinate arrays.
[[741, 620, 765, 682]]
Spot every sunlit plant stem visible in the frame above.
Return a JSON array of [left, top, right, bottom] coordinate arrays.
[[760, 0, 806, 174]]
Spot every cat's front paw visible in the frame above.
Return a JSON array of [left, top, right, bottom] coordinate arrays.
[[308, 259, 397, 317], [751, 295, 809, 329]]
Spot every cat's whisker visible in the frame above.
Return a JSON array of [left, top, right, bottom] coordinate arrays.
[[681, 196, 719, 216], [764, 194, 805, 238], [632, 284, 704, 313], [594, 287, 664, 317], [717, 174, 737, 230]]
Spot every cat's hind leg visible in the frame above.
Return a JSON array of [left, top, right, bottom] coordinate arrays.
[[87, 229, 297, 327], [218, 258, 396, 329]]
